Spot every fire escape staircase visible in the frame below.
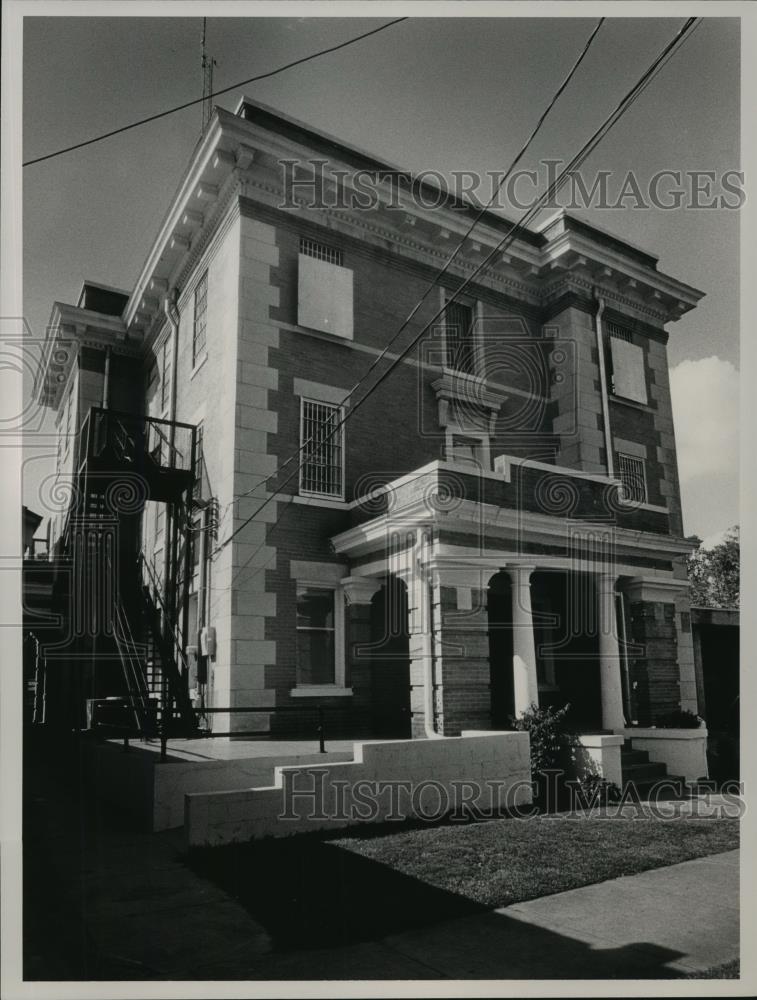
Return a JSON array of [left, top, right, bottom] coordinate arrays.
[[58, 407, 198, 739]]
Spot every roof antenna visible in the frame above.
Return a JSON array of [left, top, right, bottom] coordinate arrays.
[[200, 18, 217, 136]]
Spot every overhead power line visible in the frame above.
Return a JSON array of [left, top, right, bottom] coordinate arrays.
[[22, 17, 409, 167], [212, 16, 700, 562], [202, 15, 607, 558], [218, 16, 605, 520]]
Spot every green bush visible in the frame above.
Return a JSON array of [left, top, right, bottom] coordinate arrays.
[[657, 708, 703, 729], [510, 703, 619, 811]]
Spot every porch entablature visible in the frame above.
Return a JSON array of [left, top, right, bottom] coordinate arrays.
[[335, 458, 694, 568]]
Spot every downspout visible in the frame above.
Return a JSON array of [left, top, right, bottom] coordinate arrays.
[[593, 290, 614, 479], [102, 346, 111, 409], [417, 528, 443, 739], [162, 292, 180, 616]]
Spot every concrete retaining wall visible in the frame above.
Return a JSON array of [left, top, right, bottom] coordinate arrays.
[[578, 734, 624, 788], [185, 731, 532, 847], [83, 741, 353, 831], [623, 727, 709, 781]]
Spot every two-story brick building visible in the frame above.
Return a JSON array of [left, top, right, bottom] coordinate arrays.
[[34, 98, 705, 755]]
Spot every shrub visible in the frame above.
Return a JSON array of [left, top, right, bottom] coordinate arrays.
[[510, 703, 619, 811], [657, 708, 703, 729]]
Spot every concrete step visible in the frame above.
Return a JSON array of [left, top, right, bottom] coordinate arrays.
[[620, 748, 650, 766], [622, 774, 690, 801], [622, 761, 668, 782]]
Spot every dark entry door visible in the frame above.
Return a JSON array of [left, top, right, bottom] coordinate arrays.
[[369, 581, 412, 738], [488, 575, 515, 727], [533, 571, 602, 731]]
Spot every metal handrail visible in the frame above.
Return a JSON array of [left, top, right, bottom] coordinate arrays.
[[85, 407, 195, 471], [137, 552, 191, 677]]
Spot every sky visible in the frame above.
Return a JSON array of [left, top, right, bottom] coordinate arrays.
[[20, 12, 741, 539]]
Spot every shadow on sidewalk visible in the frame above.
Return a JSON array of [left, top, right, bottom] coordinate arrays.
[[185, 836, 689, 979], [23, 730, 691, 981]]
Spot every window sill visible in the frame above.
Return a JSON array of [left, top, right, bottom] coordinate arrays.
[[292, 494, 348, 510], [290, 686, 353, 698], [190, 354, 208, 380], [609, 394, 654, 413]]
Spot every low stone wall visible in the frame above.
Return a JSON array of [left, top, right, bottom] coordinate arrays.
[[578, 734, 624, 788], [622, 727, 709, 781], [82, 741, 354, 831], [185, 731, 532, 847]]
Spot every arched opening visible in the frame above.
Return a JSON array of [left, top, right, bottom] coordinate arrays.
[[368, 576, 411, 738]]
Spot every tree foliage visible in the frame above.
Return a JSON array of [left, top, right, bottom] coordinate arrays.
[[686, 525, 739, 609]]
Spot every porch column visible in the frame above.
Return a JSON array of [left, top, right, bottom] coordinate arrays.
[[505, 565, 539, 716], [597, 572, 626, 731]]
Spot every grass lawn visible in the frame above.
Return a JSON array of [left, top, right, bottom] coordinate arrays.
[[682, 959, 740, 979], [331, 814, 739, 909], [188, 814, 738, 950]]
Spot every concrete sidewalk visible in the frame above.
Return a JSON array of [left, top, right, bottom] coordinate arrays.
[[246, 850, 739, 980], [22, 737, 739, 981]]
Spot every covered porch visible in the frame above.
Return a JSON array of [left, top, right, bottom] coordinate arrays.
[[331, 458, 698, 746]]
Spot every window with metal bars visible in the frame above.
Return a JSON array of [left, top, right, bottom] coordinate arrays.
[[617, 453, 647, 504], [192, 271, 208, 365], [300, 399, 344, 498], [443, 298, 476, 375], [300, 237, 342, 266], [607, 321, 633, 343]]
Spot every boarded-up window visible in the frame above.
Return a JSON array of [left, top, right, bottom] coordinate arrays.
[[610, 334, 647, 404], [297, 243, 353, 340]]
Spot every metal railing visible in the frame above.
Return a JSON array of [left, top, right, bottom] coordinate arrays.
[[84, 407, 196, 474], [90, 701, 353, 756]]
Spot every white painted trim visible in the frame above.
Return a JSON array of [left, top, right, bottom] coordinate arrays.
[[496, 454, 616, 486], [293, 378, 351, 407], [331, 493, 692, 562], [292, 575, 347, 691], [189, 353, 208, 381], [289, 494, 349, 511], [290, 686, 353, 698], [289, 561, 348, 584], [613, 437, 648, 460], [445, 428, 491, 472]]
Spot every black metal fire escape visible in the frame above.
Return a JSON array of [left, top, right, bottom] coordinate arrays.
[[56, 406, 198, 739]]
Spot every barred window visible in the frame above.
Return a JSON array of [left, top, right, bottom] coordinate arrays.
[[193, 271, 208, 365], [607, 321, 633, 343], [617, 453, 647, 504], [300, 237, 342, 266], [300, 399, 344, 498]]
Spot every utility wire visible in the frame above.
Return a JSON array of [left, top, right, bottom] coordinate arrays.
[[202, 16, 605, 545], [23, 18, 409, 167], [211, 16, 699, 560], [217, 16, 605, 520]]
